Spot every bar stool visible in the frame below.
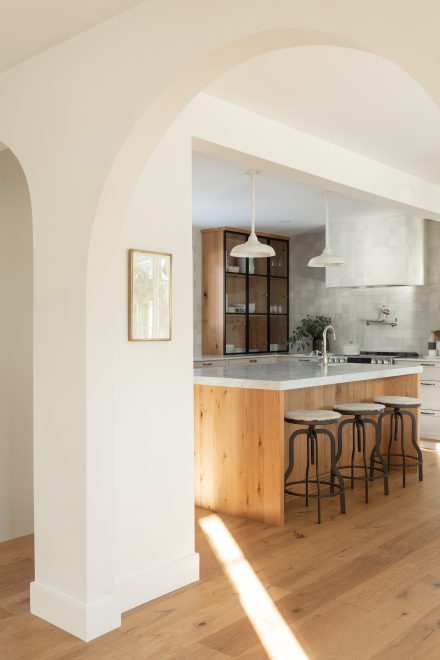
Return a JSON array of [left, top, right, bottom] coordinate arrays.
[[284, 409, 346, 524], [371, 396, 423, 487], [333, 403, 389, 503]]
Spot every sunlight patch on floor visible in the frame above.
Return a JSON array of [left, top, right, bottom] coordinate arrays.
[[199, 514, 308, 660]]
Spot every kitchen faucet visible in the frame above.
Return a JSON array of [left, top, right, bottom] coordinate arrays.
[[322, 325, 336, 367]]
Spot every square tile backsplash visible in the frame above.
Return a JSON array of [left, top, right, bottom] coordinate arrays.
[[290, 220, 440, 356]]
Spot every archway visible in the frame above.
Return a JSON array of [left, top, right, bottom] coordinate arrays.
[[85, 23, 440, 634], [0, 145, 33, 544]]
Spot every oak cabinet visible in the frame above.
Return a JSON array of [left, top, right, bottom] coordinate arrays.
[[202, 227, 289, 356]]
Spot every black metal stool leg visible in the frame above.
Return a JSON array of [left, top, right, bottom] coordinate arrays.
[[364, 417, 389, 496], [359, 419, 368, 504], [284, 429, 307, 483], [320, 428, 346, 515], [313, 429, 321, 524], [305, 430, 311, 507], [401, 410, 423, 481], [388, 410, 397, 471], [402, 409, 423, 481], [396, 409, 406, 487], [350, 420, 356, 489], [370, 410, 387, 477]]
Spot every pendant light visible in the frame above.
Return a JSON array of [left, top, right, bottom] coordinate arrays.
[[308, 191, 347, 267], [230, 170, 276, 258]]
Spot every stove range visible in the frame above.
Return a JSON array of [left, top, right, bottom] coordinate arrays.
[[329, 351, 419, 365]]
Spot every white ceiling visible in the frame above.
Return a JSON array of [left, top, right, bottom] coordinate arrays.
[[192, 150, 401, 234], [207, 46, 440, 184], [0, 0, 145, 73]]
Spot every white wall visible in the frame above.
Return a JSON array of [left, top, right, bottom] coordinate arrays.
[[291, 220, 440, 356], [114, 117, 198, 610], [0, 149, 33, 541]]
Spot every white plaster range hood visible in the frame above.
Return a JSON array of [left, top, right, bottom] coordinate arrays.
[[325, 213, 425, 288]]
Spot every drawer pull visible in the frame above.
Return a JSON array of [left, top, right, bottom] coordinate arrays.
[[421, 382, 436, 386], [421, 411, 436, 415], [422, 363, 436, 367], [202, 362, 213, 366]]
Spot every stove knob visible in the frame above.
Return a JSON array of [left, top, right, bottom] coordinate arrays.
[[377, 359, 382, 364]]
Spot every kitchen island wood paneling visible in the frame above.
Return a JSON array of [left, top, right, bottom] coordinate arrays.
[[194, 362, 422, 525]]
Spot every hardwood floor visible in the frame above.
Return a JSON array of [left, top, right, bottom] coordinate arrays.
[[1, 450, 440, 659]]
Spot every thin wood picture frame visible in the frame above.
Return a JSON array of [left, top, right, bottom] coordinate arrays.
[[128, 249, 172, 341]]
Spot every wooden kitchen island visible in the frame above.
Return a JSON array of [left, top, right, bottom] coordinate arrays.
[[194, 361, 422, 525]]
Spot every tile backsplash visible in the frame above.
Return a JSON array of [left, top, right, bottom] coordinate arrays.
[[290, 220, 440, 356]]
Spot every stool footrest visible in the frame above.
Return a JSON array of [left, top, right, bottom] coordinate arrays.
[[337, 464, 387, 481], [372, 452, 422, 467], [285, 479, 344, 499]]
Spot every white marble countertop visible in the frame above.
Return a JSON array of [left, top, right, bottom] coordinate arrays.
[[194, 353, 284, 361], [194, 361, 422, 391], [193, 353, 315, 361], [394, 356, 440, 363]]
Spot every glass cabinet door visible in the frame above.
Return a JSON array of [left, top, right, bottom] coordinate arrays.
[[250, 238, 268, 276], [270, 315, 288, 352], [269, 239, 288, 277], [225, 232, 247, 275], [270, 278, 288, 315], [225, 273, 246, 314], [221, 232, 289, 355], [249, 315, 267, 353], [249, 275, 267, 315], [225, 315, 246, 354]]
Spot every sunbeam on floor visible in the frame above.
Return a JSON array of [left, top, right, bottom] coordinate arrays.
[[199, 514, 308, 660]]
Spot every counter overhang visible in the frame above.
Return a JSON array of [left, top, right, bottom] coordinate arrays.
[[193, 362, 422, 391]]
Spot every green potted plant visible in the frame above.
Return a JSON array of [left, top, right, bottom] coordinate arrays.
[[289, 315, 332, 352]]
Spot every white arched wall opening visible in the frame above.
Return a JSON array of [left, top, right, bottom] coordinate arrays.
[[0, 145, 33, 543], [85, 27, 440, 641], [0, 0, 434, 643]]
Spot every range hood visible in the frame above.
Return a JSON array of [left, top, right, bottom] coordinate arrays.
[[325, 214, 424, 288]]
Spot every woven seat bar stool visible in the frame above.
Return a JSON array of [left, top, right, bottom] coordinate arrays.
[[284, 409, 346, 524], [333, 402, 389, 504], [371, 395, 423, 488]]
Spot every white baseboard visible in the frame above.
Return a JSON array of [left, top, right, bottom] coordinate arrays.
[[116, 552, 200, 612], [30, 552, 200, 640], [30, 581, 121, 642]]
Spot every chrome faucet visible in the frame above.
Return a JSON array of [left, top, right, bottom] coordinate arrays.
[[322, 325, 336, 366]]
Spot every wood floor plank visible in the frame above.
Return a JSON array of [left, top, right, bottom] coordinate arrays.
[[0, 450, 439, 659]]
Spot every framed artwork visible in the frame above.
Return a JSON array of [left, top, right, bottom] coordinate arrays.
[[128, 249, 172, 341]]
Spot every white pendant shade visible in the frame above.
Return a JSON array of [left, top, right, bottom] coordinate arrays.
[[230, 170, 276, 259], [230, 232, 275, 258], [308, 248, 347, 267], [308, 191, 347, 268]]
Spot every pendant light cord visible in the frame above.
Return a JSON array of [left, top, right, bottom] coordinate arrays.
[[251, 171, 256, 235], [324, 191, 330, 251], [247, 169, 261, 236], [249, 170, 256, 234]]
